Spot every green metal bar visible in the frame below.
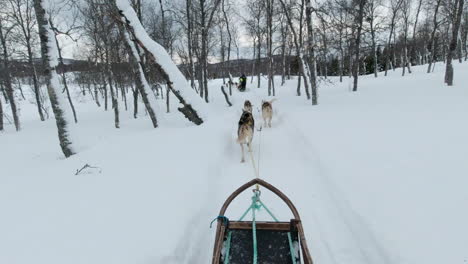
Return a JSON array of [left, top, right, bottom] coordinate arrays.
[[252, 202, 258, 264], [287, 232, 297, 263], [224, 231, 232, 264]]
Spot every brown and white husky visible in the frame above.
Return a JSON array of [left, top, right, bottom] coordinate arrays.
[[261, 99, 276, 128]]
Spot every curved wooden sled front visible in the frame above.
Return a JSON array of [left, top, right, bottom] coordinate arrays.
[[211, 178, 314, 264]]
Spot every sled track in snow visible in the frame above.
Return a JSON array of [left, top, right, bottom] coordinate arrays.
[[284, 115, 392, 264], [164, 99, 391, 263]]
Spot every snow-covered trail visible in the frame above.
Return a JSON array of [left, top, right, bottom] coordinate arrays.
[[162, 88, 392, 263]]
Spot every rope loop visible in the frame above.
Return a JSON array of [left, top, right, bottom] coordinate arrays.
[[210, 215, 229, 228]]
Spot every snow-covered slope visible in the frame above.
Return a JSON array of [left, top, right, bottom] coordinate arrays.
[[1, 62, 467, 264]]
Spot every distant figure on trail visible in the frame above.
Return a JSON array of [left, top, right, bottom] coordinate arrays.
[[238, 74, 247, 92]]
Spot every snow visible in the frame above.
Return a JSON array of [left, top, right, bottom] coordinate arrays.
[[1, 61, 468, 264]]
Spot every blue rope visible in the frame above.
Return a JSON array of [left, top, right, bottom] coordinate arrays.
[[210, 215, 229, 228]]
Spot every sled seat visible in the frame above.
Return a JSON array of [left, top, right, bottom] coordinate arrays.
[[220, 220, 300, 264]]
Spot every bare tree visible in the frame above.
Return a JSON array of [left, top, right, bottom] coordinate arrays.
[[366, 0, 383, 77], [352, 0, 366, 92], [385, 0, 403, 76], [49, 19, 79, 123], [0, 14, 20, 131], [412, 0, 425, 65], [117, 16, 158, 128], [427, 0, 443, 73], [444, 0, 465, 86], [33, 0, 75, 157], [266, 0, 275, 96], [198, 0, 222, 102], [8, 0, 45, 121], [0, 90, 3, 131], [305, 0, 318, 104], [401, 0, 412, 76]]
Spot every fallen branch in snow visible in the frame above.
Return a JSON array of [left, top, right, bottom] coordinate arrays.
[[3, 113, 12, 124], [166, 85, 170, 113], [75, 164, 101, 175], [168, 84, 203, 125], [221, 86, 232, 107]]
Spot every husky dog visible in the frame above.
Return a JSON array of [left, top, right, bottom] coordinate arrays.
[[243, 100, 253, 113], [237, 110, 255, 163], [261, 99, 276, 128]]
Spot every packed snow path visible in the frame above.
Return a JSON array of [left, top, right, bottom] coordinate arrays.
[[1, 63, 468, 264], [161, 89, 392, 264]]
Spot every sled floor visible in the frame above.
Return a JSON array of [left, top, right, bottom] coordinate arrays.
[[221, 221, 300, 264]]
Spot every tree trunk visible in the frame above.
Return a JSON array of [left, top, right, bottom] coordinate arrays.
[[132, 87, 138, 118], [267, 0, 274, 96], [105, 48, 119, 128], [166, 85, 170, 113], [306, 0, 318, 104], [352, 0, 366, 92], [427, 0, 442, 73], [279, 0, 313, 100], [33, 0, 75, 157], [119, 22, 158, 128], [0, 94, 3, 131], [385, 14, 397, 76], [257, 31, 261, 88], [186, 0, 196, 90], [0, 19, 20, 131], [222, 0, 232, 84], [251, 38, 256, 83], [28, 47, 45, 121], [445, 0, 465, 86], [412, 0, 423, 66], [370, 17, 378, 77], [51, 24, 78, 123]]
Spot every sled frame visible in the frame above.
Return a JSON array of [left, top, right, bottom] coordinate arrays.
[[211, 178, 314, 264]]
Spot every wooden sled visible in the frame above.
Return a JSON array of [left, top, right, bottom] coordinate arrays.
[[211, 178, 314, 264]]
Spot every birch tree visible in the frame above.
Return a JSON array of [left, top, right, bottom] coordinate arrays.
[[33, 0, 75, 157], [8, 0, 45, 121], [352, 0, 366, 92], [0, 13, 20, 131], [444, 0, 465, 86]]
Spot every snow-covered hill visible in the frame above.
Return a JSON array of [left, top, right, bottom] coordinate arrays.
[[1, 62, 467, 264]]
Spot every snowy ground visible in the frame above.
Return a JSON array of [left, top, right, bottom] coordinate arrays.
[[1, 62, 468, 264]]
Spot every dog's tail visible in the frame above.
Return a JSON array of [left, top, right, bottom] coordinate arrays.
[[269, 98, 277, 104]]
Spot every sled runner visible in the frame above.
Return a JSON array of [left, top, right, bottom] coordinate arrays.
[[211, 178, 313, 264]]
